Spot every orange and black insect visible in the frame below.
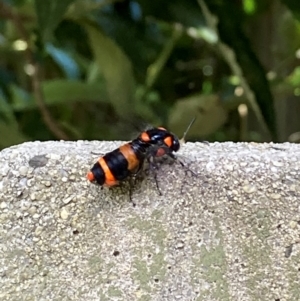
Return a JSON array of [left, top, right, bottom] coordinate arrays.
[[87, 118, 196, 201]]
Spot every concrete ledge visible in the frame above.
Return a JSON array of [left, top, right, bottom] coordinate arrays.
[[0, 141, 299, 300]]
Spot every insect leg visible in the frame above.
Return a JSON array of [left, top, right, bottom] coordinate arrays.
[[146, 156, 162, 196], [127, 160, 146, 206], [154, 145, 198, 176], [128, 176, 136, 207], [176, 158, 198, 177], [153, 145, 198, 194]]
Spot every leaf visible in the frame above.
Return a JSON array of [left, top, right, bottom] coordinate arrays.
[[287, 66, 300, 86], [46, 44, 80, 79], [10, 79, 108, 111], [278, 10, 300, 56], [0, 92, 19, 127], [0, 94, 28, 148], [34, 0, 75, 41], [168, 94, 228, 138], [0, 121, 28, 149], [84, 22, 136, 117], [281, 0, 300, 21]]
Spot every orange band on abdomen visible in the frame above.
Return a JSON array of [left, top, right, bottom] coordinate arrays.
[[119, 144, 139, 172], [98, 157, 118, 186]]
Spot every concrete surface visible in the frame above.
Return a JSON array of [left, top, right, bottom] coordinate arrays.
[[0, 140, 300, 301]]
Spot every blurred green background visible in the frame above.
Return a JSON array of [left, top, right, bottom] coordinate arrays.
[[0, 0, 300, 149]]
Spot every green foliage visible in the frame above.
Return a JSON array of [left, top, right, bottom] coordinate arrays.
[[34, 0, 76, 41], [0, 0, 300, 148], [84, 22, 136, 117], [281, 0, 300, 20], [168, 94, 228, 137]]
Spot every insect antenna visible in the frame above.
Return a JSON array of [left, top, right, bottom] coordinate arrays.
[[176, 117, 199, 184], [179, 117, 196, 145]]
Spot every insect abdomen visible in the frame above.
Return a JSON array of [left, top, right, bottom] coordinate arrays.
[[87, 143, 142, 186]]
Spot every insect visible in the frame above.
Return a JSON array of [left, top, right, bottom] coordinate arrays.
[[87, 118, 196, 202]]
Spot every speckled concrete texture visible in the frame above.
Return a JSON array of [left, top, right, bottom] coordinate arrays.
[[0, 141, 300, 301]]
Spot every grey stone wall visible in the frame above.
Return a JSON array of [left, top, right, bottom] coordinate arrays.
[[0, 141, 299, 301]]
